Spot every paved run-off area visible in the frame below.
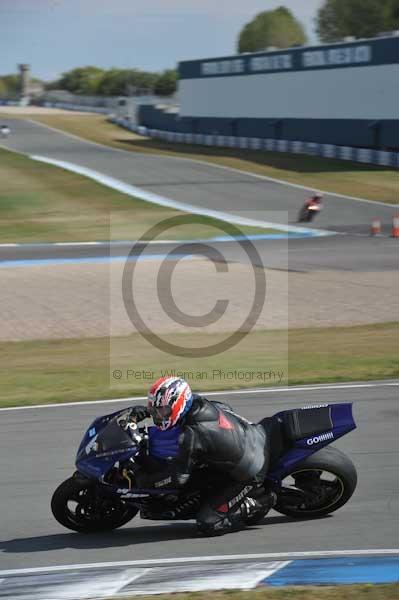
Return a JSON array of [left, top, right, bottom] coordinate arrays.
[[0, 258, 398, 340]]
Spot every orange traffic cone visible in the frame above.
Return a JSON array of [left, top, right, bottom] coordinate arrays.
[[370, 218, 382, 236], [392, 215, 399, 238]]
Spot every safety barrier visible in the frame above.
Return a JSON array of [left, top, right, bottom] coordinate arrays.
[[0, 98, 110, 113], [110, 116, 399, 170], [42, 101, 109, 114], [0, 99, 20, 106]]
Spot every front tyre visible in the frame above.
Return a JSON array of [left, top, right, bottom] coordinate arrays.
[[51, 475, 138, 533], [274, 446, 357, 518]]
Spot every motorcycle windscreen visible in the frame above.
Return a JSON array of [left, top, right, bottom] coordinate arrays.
[[76, 411, 137, 462]]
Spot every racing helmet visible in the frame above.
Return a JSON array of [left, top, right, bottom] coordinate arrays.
[[147, 377, 193, 430], [313, 192, 323, 201]]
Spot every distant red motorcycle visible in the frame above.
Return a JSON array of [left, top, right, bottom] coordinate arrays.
[[298, 193, 323, 223]]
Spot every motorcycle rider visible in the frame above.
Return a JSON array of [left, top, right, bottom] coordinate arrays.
[[0, 124, 10, 139], [298, 192, 323, 223], [305, 192, 323, 209], [131, 376, 273, 536]]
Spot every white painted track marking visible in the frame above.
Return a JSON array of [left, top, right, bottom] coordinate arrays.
[[29, 154, 330, 236], [25, 118, 398, 208], [0, 380, 398, 412], [132, 562, 291, 594], [0, 550, 398, 577], [54, 241, 100, 246], [51, 569, 147, 600]]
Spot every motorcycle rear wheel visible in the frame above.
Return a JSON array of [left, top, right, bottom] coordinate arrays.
[[274, 446, 357, 518], [51, 475, 138, 533]]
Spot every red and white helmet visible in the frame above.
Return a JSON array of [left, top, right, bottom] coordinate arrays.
[[147, 377, 193, 430]]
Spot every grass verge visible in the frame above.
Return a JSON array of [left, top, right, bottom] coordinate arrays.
[[1, 323, 398, 408], [110, 585, 399, 600], [15, 113, 399, 205], [0, 146, 276, 243]]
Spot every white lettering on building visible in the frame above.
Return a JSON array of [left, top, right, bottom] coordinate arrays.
[[250, 54, 292, 72], [199, 44, 372, 77], [201, 59, 245, 76], [302, 45, 371, 68]]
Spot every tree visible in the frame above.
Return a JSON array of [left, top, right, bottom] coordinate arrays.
[[96, 68, 128, 95], [154, 70, 177, 96], [238, 7, 307, 53], [384, 0, 399, 28], [58, 67, 105, 95], [316, 0, 399, 43], [53, 66, 176, 97], [0, 74, 21, 97], [0, 79, 8, 98], [97, 69, 158, 96]]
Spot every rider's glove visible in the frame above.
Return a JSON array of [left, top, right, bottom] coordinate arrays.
[[131, 405, 150, 423]]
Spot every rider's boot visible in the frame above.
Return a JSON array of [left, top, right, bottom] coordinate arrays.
[[196, 484, 277, 536]]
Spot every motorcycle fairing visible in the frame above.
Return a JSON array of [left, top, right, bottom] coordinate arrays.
[[77, 449, 137, 480], [75, 408, 182, 487], [268, 403, 356, 479], [76, 409, 130, 460], [76, 409, 140, 480]]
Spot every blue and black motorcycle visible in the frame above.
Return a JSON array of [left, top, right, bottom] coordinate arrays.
[[51, 402, 357, 533]]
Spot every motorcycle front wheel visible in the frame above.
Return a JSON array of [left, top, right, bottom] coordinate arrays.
[[51, 474, 138, 533], [274, 446, 357, 519]]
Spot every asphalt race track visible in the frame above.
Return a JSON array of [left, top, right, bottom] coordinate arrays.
[[1, 119, 399, 272], [1, 235, 398, 272], [1, 117, 399, 274], [0, 119, 394, 232], [1, 382, 399, 570]]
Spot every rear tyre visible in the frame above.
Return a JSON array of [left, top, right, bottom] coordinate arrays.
[[274, 446, 357, 519], [297, 207, 306, 222], [51, 475, 138, 533]]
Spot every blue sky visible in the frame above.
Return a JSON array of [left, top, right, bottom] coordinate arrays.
[[1, 0, 324, 80]]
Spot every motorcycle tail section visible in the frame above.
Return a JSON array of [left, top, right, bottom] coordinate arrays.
[[288, 403, 356, 449]]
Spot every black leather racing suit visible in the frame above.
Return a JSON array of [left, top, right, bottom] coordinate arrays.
[[178, 396, 270, 535], [137, 395, 270, 535], [176, 396, 267, 481]]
